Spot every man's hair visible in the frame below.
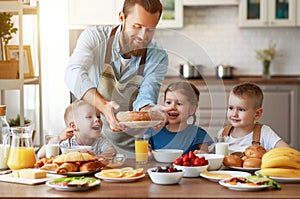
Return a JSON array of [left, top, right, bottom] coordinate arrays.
[[64, 100, 87, 127], [231, 82, 264, 109], [164, 82, 200, 106], [123, 0, 163, 19]]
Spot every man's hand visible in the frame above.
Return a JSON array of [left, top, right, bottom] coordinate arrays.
[[101, 101, 128, 132]]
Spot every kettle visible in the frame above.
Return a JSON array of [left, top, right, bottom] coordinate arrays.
[[179, 64, 203, 79], [7, 125, 36, 170]]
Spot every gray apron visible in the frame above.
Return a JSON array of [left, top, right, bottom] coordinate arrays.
[[98, 27, 147, 157]]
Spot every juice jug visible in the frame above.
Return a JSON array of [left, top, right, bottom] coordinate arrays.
[[7, 125, 36, 170]]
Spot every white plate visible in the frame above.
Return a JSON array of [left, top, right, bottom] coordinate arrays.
[[94, 172, 145, 182], [227, 166, 260, 172], [219, 179, 273, 191], [200, 170, 251, 182], [255, 170, 300, 183], [120, 120, 162, 128], [46, 177, 100, 192], [47, 170, 96, 176]]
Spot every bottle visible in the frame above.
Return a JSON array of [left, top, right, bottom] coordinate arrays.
[[0, 105, 11, 170]]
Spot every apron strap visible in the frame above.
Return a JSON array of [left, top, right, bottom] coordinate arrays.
[[104, 26, 147, 76], [252, 123, 262, 146], [221, 123, 262, 146]]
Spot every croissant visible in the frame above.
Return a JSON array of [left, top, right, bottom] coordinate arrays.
[[56, 163, 79, 174], [40, 163, 59, 171], [79, 161, 105, 172]]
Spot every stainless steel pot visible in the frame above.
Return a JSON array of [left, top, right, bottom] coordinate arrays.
[[179, 64, 202, 79], [216, 64, 235, 79]]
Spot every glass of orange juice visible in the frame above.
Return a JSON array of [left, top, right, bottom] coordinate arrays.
[[134, 134, 149, 164]]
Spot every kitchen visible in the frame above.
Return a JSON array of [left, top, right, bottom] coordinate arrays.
[[0, 0, 300, 198], [3, 0, 299, 149]]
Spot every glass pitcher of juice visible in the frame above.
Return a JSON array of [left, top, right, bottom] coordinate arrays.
[[7, 125, 36, 170]]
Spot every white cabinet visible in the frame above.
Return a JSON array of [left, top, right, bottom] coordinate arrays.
[[68, 0, 124, 28], [239, 0, 297, 27], [183, 0, 238, 6], [0, 1, 43, 145]]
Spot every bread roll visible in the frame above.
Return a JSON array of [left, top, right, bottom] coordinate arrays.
[[243, 157, 262, 168], [53, 151, 97, 164], [40, 163, 59, 171], [116, 111, 163, 122], [223, 154, 243, 167], [244, 146, 267, 159]]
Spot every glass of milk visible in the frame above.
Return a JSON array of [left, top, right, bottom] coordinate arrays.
[[215, 136, 229, 156], [45, 134, 59, 158]]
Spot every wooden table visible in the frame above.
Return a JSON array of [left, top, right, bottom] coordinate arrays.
[[0, 159, 299, 199]]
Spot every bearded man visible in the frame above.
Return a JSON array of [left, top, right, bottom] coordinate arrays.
[[65, 0, 169, 157]]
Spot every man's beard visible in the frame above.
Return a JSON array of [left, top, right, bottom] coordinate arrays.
[[120, 31, 148, 57]]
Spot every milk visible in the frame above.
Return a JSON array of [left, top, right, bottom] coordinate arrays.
[[215, 142, 229, 156], [0, 144, 10, 169], [46, 144, 59, 158]]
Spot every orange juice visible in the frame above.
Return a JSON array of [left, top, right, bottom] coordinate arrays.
[[135, 140, 148, 163], [7, 147, 36, 170]]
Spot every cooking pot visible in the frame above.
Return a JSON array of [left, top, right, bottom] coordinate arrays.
[[179, 64, 202, 79], [216, 64, 235, 79]]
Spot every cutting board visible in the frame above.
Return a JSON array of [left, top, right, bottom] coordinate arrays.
[[0, 172, 64, 185]]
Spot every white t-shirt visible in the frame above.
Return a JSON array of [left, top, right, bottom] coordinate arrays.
[[216, 125, 282, 151]]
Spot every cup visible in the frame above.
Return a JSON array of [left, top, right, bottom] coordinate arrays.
[[134, 134, 149, 164], [215, 136, 229, 156], [45, 134, 60, 158]]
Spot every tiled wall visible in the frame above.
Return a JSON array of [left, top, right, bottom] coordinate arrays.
[[155, 6, 300, 76]]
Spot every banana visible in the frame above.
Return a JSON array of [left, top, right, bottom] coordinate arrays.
[[262, 147, 300, 161], [261, 155, 300, 169], [262, 151, 300, 164], [260, 168, 300, 178]]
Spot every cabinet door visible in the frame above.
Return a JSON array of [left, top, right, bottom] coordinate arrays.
[[258, 86, 298, 149], [68, 0, 123, 26], [239, 0, 268, 27], [268, 0, 296, 26]]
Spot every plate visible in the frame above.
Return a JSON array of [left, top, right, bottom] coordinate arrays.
[[218, 179, 273, 191], [120, 120, 162, 128], [227, 166, 260, 172], [94, 172, 145, 182], [46, 170, 97, 176], [200, 170, 251, 182], [255, 170, 300, 183], [46, 177, 100, 192]]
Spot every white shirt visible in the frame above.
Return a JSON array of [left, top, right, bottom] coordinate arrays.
[[216, 125, 282, 151]]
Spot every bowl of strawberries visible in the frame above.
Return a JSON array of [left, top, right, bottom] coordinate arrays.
[[173, 151, 209, 177]]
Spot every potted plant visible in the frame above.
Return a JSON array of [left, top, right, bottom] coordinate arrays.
[[0, 12, 18, 60], [8, 114, 31, 127]]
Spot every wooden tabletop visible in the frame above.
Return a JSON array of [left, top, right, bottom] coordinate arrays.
[[0, 159, 299, 199]]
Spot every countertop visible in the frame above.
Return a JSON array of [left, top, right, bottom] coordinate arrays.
[[163, 75, 300, 85], [0, 159, 299, 199]]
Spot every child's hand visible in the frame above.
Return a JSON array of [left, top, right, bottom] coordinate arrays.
[[59, 127, 75, 143]]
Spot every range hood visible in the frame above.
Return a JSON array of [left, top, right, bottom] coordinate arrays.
[[183, 0, 239, 6]]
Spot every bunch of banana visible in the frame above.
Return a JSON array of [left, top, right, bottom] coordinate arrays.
[[260, 147, 300, 178]]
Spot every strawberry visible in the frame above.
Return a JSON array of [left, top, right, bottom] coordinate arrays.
[[182, 161, 190, 166], [188, 151, 196, 159], [192, 158, 202, 166], [182, 154, 189, 162], [173, 158, 182, 165]]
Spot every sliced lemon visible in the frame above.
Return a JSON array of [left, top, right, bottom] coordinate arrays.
[[122, 169, 137, 178], [100, 169, 123, 178], [135, 168, 144, 176], [121, 167, 134, 172]]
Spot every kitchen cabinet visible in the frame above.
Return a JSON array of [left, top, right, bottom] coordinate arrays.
[[159, 79, 300, 150], [238, 0, 297, 27], [0, 1, 43, 144], [68, 0, 124, 28]]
